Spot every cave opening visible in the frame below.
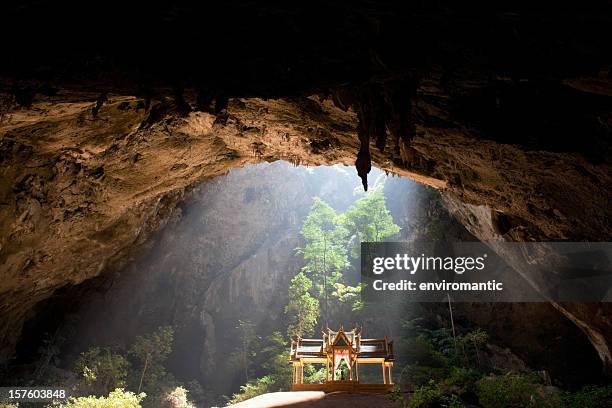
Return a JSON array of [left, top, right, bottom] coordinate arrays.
[[2, 161, 606, 407], [4, 162, 425, 399]]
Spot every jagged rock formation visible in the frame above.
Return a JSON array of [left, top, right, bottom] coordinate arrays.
[[443, 197, 612, 377]]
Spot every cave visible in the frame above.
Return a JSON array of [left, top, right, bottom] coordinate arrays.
[[0, 1, 611, 407]]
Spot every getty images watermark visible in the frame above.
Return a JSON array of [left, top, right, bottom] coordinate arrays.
[[371, 252, 503, 292], [361, 242, 612, 302]]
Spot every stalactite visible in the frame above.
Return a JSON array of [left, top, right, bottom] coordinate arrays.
[[215, 94, 229, 114], [196, 89, 214, 113], [138, 98, 170, 130], [354, 84, 386, 190], [91, 92, 108, 119], [330, 87, 355, 112], [383, 76, 417, 153], [173, 87, 192, 116]]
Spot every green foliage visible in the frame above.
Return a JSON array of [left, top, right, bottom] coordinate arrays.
[[56, 388, 145, 408], [402, 364, 450, 389], [129, 326, 174, 394], [161, 386, 196, 408], [339, 188, 401, 257], [386, 385, 405, 404], [444, 367, 481, 394], [67, 327, 177, 406], [395, 318, 599, 408], [425, 219, 444, 241], [231, 192, 473, 406], [331, 282, 362, 312], [462, 328, 488, 347], [476, 373, 549, 408], [304, 366, 327, 384], [184, 380, 215, 407], [401, 318, 491, 368], [559, 385, 612, 408], [395, 318, 489, 407], [260, 332, 293, 390], [294, 193, 399, 326], [235, 319, 258, 382], [130, 327, 174, 367], [227, 332, 293, 403], [74, 346, 130, 394], [409, 380, 463, 408], [297, 197, 349, 313], [227, 375, 276, 404], [285, 273, 319, 338], [458, 328, 488, 368], [402, 336, 450, 368]]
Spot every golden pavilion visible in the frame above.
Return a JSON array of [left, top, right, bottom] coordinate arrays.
[[289, 326, 394, 392]]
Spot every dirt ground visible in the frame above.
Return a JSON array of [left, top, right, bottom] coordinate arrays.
[[227, 391, 399, 408]]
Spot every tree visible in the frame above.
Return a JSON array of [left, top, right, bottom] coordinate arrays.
[[461, 328, 489, 368], [331, 282, 363, 318], [75, 346, 130, 394], [297, 197, 349, 322], [227, 332, 294, 403], [285, 272, 319, 338], [261, 331, 293, 390], [339, 188, 400, 258], [129, 326, 174, 393], [235, 319, 258, 383]]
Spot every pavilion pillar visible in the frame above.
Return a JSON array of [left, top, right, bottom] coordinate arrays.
[[332, 357, 335, 381], [388, 364, 393, 384], [382, 362, 387, 384]]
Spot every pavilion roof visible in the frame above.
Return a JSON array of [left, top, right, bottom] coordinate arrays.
[[289, 328, 394, 362]]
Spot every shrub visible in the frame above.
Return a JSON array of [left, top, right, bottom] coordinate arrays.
[[402, 336, 450, 368], [444, 366, 482, 394], [74, 346, 130, 394], [57, 388, 145, 408], [402, 365, 449, 389], [476, 373, 549, 408], [162, 386, 196, 408], [227, 375, 276, 404], [386, 385, 405, 404], [409, 380, 464, 408], [560, 385, 612, 408]]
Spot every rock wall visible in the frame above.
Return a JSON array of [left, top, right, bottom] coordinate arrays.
[[443, 196, 612, 377], [385, 181, 606, 385]]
